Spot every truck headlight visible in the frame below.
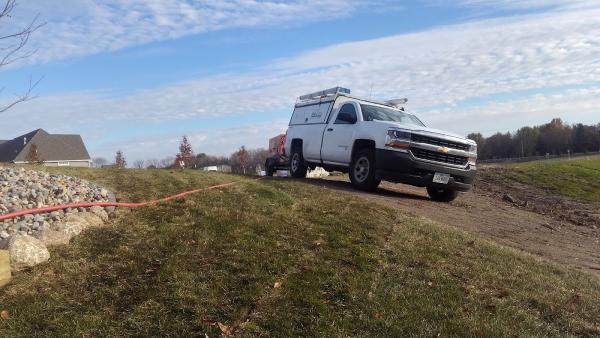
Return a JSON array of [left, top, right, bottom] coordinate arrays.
[[468, 143, 477, 165], [386, 128, 411, 150]]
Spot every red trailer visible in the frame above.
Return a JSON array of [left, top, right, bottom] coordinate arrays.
[[268, 134, 286, 156], [265, 134, 289, 176]]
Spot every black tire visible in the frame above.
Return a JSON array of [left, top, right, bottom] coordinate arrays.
[[289, 147, 308, 178], [426, 187, 459, 202], [265, 159, 274, 177], [349, 148, 380, 192]]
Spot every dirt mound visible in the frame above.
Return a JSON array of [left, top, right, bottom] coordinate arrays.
[[475, 167, 599, 229]]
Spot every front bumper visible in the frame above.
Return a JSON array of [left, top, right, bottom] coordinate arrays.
[[375, 149, 476, 191]]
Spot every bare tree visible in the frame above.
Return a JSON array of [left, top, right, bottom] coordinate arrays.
[[92, 157, 108, 168], [146, 158, 160, 169], [0, 0, 45, 113], [115, 150, 127, 168], [231, 146, 250, 174], [24, 142, 43, 164], [174, 135, 194, 169], [159, 156, 175, 169], [133, 159, 145, 169]]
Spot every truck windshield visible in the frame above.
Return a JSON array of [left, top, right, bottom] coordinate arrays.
[[360, 104, 425, 127]]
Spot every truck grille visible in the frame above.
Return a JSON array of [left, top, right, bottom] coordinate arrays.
[[411, 134, 470, 151], [410, 147, 468, 166]]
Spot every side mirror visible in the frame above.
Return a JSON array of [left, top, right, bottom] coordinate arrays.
[[337, 112, 357, 124]]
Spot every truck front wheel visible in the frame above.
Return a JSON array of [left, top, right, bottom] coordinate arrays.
[[350, 148, 380, 192], [290, 148, 307, 178], [426, 187, 459, 202]]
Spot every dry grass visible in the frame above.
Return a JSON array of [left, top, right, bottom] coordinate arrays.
[[0, 167, 598, 337]]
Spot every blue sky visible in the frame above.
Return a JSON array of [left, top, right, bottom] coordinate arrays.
[[1, 0, 599, 162]]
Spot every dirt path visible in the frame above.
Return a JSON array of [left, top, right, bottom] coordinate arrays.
[[303, 173, 600, 277]]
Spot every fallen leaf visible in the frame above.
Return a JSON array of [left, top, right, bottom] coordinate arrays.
[[1, 310, 9, 319], [496, 289, 509, 298], [200, 319, 217, 326], [472, 329, 485, 338], [273, 281, 282, 289], [217, 322, 232, 335], [565, 294, 581, 310]]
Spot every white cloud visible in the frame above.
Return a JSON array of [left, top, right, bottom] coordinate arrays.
[[5, 0, 389, 67], [4, 4, 599, 119], [422, 87, 600, 135], [1, 2, 599, 160], [452, 0, 598, 10]]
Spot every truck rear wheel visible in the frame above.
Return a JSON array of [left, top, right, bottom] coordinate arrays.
[[290, 148, 307, 178], [426, 187, 459, 202], [350, 148, 380, 192]]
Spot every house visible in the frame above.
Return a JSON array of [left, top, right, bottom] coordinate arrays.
[[0, 129, 92, 167]]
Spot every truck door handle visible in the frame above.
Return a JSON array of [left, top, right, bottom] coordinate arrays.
[[327, 128, 333, 131]]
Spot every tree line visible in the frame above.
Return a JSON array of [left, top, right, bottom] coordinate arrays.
[[94, 136, 269, 174], [467, 118, 600, 160]]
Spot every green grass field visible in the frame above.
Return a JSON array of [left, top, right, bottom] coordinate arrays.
[[499, 155, 600, 202], [0, 167, 599, 337]]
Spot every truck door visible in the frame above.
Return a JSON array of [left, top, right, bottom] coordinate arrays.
[[320, 103, 358, 165], [289, 101, 333, 162]]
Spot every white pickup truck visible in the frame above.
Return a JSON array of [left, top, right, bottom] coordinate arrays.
[[282, 87, 478, 202]]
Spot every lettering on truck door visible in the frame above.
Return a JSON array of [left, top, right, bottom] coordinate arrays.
[[320, 102, 357, 165]]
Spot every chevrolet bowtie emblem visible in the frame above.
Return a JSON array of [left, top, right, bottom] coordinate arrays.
[[439, 146, 450, 153]]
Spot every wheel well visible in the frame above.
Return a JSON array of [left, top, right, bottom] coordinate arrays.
[[352, 139, 376, 158], [291, 139, 303, 151]]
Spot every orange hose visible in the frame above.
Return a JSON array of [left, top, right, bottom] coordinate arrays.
[[0, 181, 241, 222]]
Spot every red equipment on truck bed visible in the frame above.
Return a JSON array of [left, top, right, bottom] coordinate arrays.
[[265, 134, 289, 176], [269, 134, 286, 156]]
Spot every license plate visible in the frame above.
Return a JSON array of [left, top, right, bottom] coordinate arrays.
[[432, 172, 451, 184]]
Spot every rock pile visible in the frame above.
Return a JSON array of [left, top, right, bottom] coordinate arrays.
[[0, 167, 115, 271]]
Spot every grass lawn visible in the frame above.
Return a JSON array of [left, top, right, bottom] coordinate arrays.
[[0, 168, 599, 337], [498, 155, 600, 202]]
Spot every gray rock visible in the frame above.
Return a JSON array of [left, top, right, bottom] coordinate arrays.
[[33, 229, 71, 246], [57, 221, 85, 238], [503, 193, 516, 204], [90, 206, 109, 222], [8, 234, 50, 271], [0, 238, 8, 250], [0, 167, 113, 239], [76, 212, 104, 228]]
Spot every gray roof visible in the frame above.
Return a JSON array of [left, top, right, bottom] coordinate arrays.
[[0, 129, 91, 163]]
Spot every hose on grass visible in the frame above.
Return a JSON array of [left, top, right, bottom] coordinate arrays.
[[0, 181, 241, 222]]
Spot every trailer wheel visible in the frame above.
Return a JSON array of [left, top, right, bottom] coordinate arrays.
[[426, 187, 459, 202], [265, 159, 274, 177], [349, 148, 380, 191], [290, 147, 307, 178]]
